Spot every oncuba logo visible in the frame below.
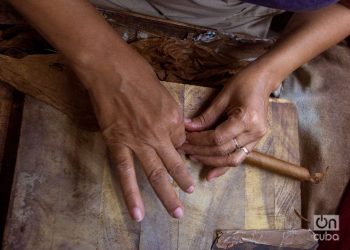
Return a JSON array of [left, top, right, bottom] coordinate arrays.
[[313, 215, 339, 241]]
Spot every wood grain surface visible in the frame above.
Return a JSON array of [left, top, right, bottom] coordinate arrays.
[[3, 82, 301, 249]]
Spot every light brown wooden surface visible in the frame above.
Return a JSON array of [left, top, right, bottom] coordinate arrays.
[[3, 82, 301, 250]]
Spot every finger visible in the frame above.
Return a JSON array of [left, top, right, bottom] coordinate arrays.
[[207, 167, 230, 182], [190, 153, 241, 168], [136, 147, 184, 219], [110, 143, 144, 222], [156, 140, 195, 193], [186, 118, 245, 146], [180, 139, 238, 156], [182, 133, 262, 157], [185, 92, 228, 132], [170, 126, 186, 149], [189, 141, 256, 168], [234, 131, 263, 150]]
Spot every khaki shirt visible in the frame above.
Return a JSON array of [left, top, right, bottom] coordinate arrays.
[[90, 0, 283, 37]]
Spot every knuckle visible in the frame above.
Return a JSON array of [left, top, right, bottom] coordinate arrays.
[[173, 139, 184, 149], [228, 154, 240, 166], [116, 158, 131, 172], [172, 130, 186, 149], [246, 112, 260, 127], [245, 112, 265, 133], [148, 167, 168, 186], [224, 154, 231, 164], [102, 126, 118, 145], [217, 144, 230, 155], [178, 133, 187, 146], [168, 108, 183, 126], [197, 114, 206, 127], [102, 125, 127, 147], [167, 162, 184, 177], [230, 107, 245, 120], [115, 159, 134, 177], [256, 125, 268, 137], [212, 130, 224, 145]]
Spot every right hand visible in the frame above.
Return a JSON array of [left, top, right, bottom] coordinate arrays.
[[73, 42, 195, 222]]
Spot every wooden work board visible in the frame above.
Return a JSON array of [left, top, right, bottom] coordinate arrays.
[[3, 82, 301, 250]]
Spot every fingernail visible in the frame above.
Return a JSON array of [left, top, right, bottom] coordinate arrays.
[[189, 156, 199, 163], [172, 207, 184, 219], [184, 118, 192, 123], [186, 185, 195, 193], [132, 207, 143, 222], [208, 177, 216, 183]]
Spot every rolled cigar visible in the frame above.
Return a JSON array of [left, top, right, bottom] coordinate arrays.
[[244, 151, 324, 183]]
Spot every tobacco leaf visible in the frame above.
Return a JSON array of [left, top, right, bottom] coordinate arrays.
[[131, 34, 274, 86]]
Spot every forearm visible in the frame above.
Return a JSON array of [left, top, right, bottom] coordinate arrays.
[[252, 3, 350, 92], [8, 0, 128, 68]]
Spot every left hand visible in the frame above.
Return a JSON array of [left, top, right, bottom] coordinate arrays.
[[181, 66, 278, 181]]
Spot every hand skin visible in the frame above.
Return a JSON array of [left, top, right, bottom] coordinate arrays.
[[8, 0, 195, 222], [182, 3, 350, 182]]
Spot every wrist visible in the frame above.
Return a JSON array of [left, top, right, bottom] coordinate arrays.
[[69, 37, 135, 90], [69, 34, 125, 70], [236, 59, 285, 98], [70, 38, 155, 92]]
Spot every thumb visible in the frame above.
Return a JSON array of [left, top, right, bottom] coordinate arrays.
[[185, 95, 227, 132]]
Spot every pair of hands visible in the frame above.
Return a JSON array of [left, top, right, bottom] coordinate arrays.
[[76, 44, 273, 222]]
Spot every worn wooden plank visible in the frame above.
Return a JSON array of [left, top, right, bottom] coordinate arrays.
[[3, 82, 301, 249]]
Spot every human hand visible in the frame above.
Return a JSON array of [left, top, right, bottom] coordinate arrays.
[[181, 66, 277, 181], [74, 43, 194, 222]]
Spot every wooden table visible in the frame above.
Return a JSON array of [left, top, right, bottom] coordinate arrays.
[[2, 81, 301, 250]]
